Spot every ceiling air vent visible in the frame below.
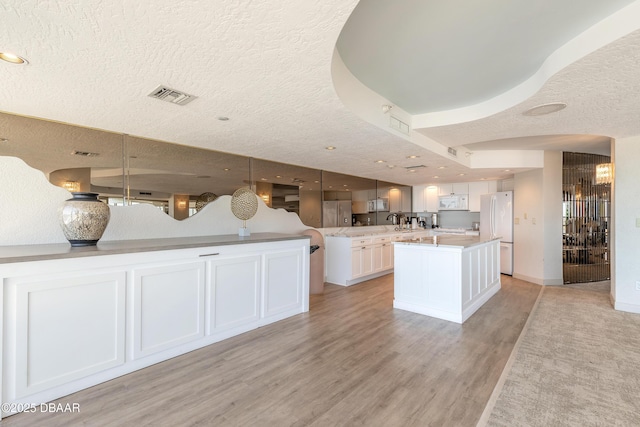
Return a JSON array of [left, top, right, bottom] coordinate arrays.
[[405, 165, 426, 170], [72, 150, 100, 157], [148, 85, 197, 106], [448, 147, 457, 157]]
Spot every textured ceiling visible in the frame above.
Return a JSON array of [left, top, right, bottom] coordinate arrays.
[[1, 1, 639, 189]]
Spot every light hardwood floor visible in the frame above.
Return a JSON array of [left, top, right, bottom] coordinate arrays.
[[2, 275, 540, 427]]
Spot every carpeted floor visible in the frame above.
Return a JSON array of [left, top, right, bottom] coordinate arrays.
[[479, 282, 640, 426]]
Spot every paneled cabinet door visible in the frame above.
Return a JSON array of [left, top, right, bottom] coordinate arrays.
[[380, 243, 393, 270], [207, 255, 261, 333], [425, 186, 439, 212], [351, 246, 363, 277], [132, 261, 206, 359], [7, 271, 126, 400], [263, 249, 303, 318], [361, 245, 375, 276]]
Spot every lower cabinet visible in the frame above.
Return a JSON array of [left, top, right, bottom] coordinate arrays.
[[208, 255, 261, 333], [0, 238, 308, 418], [4, 271, 126, 401], [326, 234, 399, 286], [132, 261, 206, 359]]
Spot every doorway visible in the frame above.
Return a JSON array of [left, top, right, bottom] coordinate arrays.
[[562, 152, 611, 284]]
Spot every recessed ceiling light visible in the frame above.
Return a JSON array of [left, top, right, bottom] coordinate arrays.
[[438, 166, 446, 169], [343, 184, 348, 187], [0, 52, 28, 64], [408, 169, 416, 173], [407, 155, 419, 159], [374, 160, 385, 163], [223, 168, 230, 171], [433, 176, 439, 179], [523, 102, 567, 116], [217, 116, 229, 121], [261, 178, 267, 181], [275, 175, 282, 178], [314, 180, 320, 183], [0, 138, 8, 143], [459, 173, 466, 176], [325, 146, 336, 150], [504, 169, 511, 172], [480, 178, 486, 180], [387, 165, 395, 168]]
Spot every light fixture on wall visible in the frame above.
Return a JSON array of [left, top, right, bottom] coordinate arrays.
[[62, 181, 80, 192], [596, 163, 613, 184], [177, 200, 187, 209], [381, 104, 393, 114]]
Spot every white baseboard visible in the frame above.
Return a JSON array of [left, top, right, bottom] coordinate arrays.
[[613, 299, 640, 314], [512, 273, 562, 286]]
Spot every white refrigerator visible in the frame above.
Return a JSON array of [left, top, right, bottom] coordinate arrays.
[[480, 191, 513, 275]]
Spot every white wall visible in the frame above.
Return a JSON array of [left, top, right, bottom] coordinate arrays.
[[513, 151, 562, 285], [612, 136, 640, 313]]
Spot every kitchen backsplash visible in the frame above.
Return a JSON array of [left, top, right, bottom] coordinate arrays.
[[434, 211, 480, 229]]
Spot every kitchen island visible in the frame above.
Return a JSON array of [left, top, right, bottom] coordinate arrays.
[[393, 235, 501, 323]]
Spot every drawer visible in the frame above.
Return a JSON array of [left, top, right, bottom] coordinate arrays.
[[351, 237, 373, 247], [373, 235, 392, 244]]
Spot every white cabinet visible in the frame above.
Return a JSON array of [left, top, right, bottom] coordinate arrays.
[[263, 249, 304, 319], [412, 185, 426, 212], [351, 244, 374, 278], [426, 186, 439, 212], [0, 237, 309, 416], [389, 187, 412, 212], [4, 270, 126, 401], [132, 261, 206, 359], [439, 183, 469, 196], [468, 180, 498, 212], [326, 234, 398, 286], [207, 255, 261, 333]]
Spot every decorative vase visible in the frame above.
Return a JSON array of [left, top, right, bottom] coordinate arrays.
[[59, 192, 110, 247]]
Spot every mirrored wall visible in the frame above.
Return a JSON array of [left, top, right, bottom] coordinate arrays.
[[0, 111, 411, 228]]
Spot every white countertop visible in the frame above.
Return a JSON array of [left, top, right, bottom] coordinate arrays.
[[393, 235, 499, 249]]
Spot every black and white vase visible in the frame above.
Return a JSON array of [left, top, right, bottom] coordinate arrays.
[[59, 192, 110, 247]]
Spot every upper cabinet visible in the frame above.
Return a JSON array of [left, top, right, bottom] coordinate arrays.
[[438, 183, 469, 196], [467, 181, 498, 212], [413, 185, 439, 213], [415, 181, 497, 212], [389, 187, 412, 212]]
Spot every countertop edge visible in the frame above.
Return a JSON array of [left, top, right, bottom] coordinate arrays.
[[0, 233, 311, 264]]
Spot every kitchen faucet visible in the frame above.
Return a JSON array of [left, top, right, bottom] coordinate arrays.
[[386, 213, 398, 224]]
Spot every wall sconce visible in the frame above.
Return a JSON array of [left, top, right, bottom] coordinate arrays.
[[260, 194, 270, 204], [178, 200, 187, 209], [62, 181, 80, 192], [595, 163, 613, 184]]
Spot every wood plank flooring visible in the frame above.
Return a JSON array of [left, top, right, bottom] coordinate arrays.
[[1, 275, 541, 427]]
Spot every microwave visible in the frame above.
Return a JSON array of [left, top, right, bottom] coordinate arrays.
[[438, 194, 469, 211], [368, 198, 389, 212]]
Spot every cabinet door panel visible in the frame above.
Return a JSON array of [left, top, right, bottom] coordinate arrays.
[[351, 247, 363, 277], [132, 261, 205, 359], [361, 246, 374, 275], [264, 249, 303, 317], [9, 272, 126, 399], [381, 243, 393, 270], [208, 255, 260, 333]]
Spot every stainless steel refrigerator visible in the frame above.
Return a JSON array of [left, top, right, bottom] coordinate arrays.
[[322, 200, 352, 227], [480, 191, 513, 275]]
